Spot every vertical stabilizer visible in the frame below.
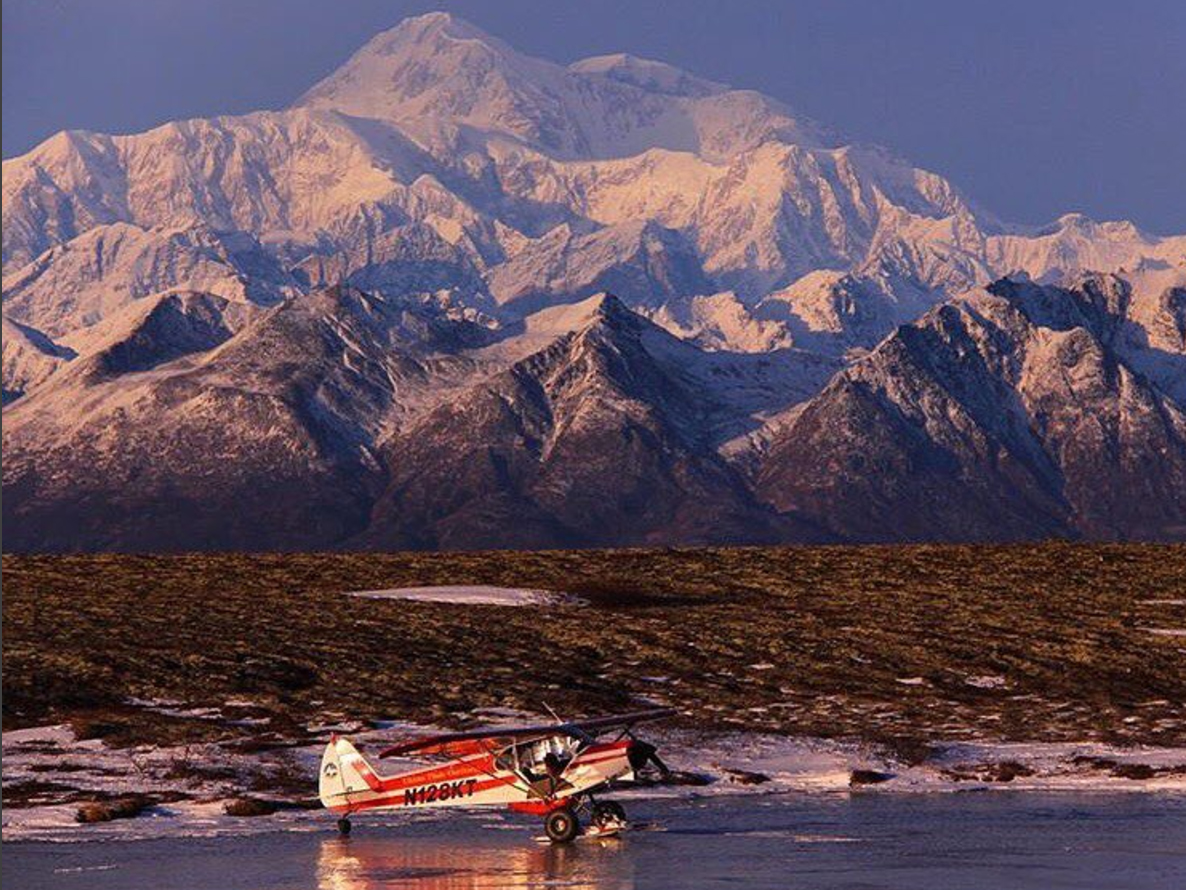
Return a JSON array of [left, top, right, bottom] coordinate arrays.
[[319, 735, 381, 809]]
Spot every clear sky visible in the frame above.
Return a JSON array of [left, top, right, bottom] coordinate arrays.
[[4, 0, 1183, 233]]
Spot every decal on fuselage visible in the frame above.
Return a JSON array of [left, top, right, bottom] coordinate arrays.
[[403, 778, 479, 805]]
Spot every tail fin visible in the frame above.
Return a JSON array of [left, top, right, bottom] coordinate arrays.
[[319, 735, 382, 808]]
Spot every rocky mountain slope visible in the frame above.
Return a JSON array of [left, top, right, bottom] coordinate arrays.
[[363, 295, 824, 549], [3, 11, 1183, 549], [1, 316, 74, 403], [1, 289, 833, 550], [758, 273, 1186, 542]]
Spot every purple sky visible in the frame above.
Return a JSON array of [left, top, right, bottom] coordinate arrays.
[[4, 0, 1183, 233]]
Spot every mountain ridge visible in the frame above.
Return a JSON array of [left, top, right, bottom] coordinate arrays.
[[3, 11, 1183, 549]]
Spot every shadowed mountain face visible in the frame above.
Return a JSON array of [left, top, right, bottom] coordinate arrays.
[[1, 289, 823, 550], [4, 278, 1183, 550], [757, 277, 1186, 542], [3, 12, 1184, 550], [1, 288, 491, 551], [363, 296, 820, 549]]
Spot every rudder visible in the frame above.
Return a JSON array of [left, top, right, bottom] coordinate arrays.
[[319, 735, 381, 809]]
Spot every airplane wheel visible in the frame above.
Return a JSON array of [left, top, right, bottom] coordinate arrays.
[[544, 807, 580, 844], [337, 817, 352, 835], [592, 801, 626, 827]]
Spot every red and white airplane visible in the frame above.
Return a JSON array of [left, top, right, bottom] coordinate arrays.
[[319, 708, 674, 842]]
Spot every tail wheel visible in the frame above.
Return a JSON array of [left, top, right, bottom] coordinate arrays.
[[592, 801, 626, 828], [337, 817, 352, 835], [544, 807, 580, 843]]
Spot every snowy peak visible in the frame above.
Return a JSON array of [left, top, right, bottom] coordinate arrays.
[[534, 290, 634, 328], [294, 10, 825, 160], [568, 53, 727, 97], [1042, 212, 1144, 241], [2, 222, 295, 338], [356, 10, 507, 49], [491, 291, 672, 375], [302, 11, 522, 88], [646, 291, 793, 352], [297, 11, 575, 149]]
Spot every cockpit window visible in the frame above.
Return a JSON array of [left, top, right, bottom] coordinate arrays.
[[522, 737, 577, 769], [496, 736, 578, 776], [494, 746, 519, 772]]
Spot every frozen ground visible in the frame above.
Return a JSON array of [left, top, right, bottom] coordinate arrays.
[[4, 708, 1184, 842]]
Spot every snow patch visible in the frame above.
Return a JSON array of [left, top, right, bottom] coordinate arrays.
[[344, 585, 579, 606], [964, 675, 1008, 689], [7, 714, 1186, 843]]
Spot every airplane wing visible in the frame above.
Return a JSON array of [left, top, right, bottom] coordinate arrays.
[[378, 708, 676, 759], [562, 708, 677, 735], [379, 725, 572, 759]]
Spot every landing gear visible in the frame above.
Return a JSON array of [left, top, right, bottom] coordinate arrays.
[[544, 807, 580, 844], [591, 800, 627, 830], [336, 817, 352, 835]]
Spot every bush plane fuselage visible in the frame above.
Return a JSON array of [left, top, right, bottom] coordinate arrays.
[[318, 709, 673, 842]]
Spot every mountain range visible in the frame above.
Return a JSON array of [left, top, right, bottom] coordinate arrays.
[[3, 11, 1184, 550]]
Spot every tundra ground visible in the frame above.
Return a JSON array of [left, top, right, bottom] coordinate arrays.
[[4, 544, 1183, 752]]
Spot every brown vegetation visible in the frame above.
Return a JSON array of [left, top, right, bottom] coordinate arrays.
[[222, 796, 278, 817], [74, 794, 156, 823], [3, 544, 1184, 752]]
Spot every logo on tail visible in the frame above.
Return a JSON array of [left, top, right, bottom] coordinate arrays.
[[319, 736, 381, 808]]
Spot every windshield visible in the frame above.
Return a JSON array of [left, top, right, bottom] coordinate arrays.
[[495, 735, 580, 775]]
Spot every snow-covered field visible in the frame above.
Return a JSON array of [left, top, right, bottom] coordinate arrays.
[[5, 710, 1184, 843]]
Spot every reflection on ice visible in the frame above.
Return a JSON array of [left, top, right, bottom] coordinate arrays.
[[317, 834, 635, 890], [5, 794, 1186, 890]]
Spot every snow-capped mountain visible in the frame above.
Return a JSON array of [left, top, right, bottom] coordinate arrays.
[[1, 286, 495, 550], [360, 294, 826, 550], [3, 11, 1183, 549], [1, 288, 831, 550], [757, 273, 1186, 542]]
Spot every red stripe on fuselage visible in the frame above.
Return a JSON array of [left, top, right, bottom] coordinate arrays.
[[348, 753, 494, 793]]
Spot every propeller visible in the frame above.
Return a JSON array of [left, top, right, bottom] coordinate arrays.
[[627, 739, 671, 778]]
